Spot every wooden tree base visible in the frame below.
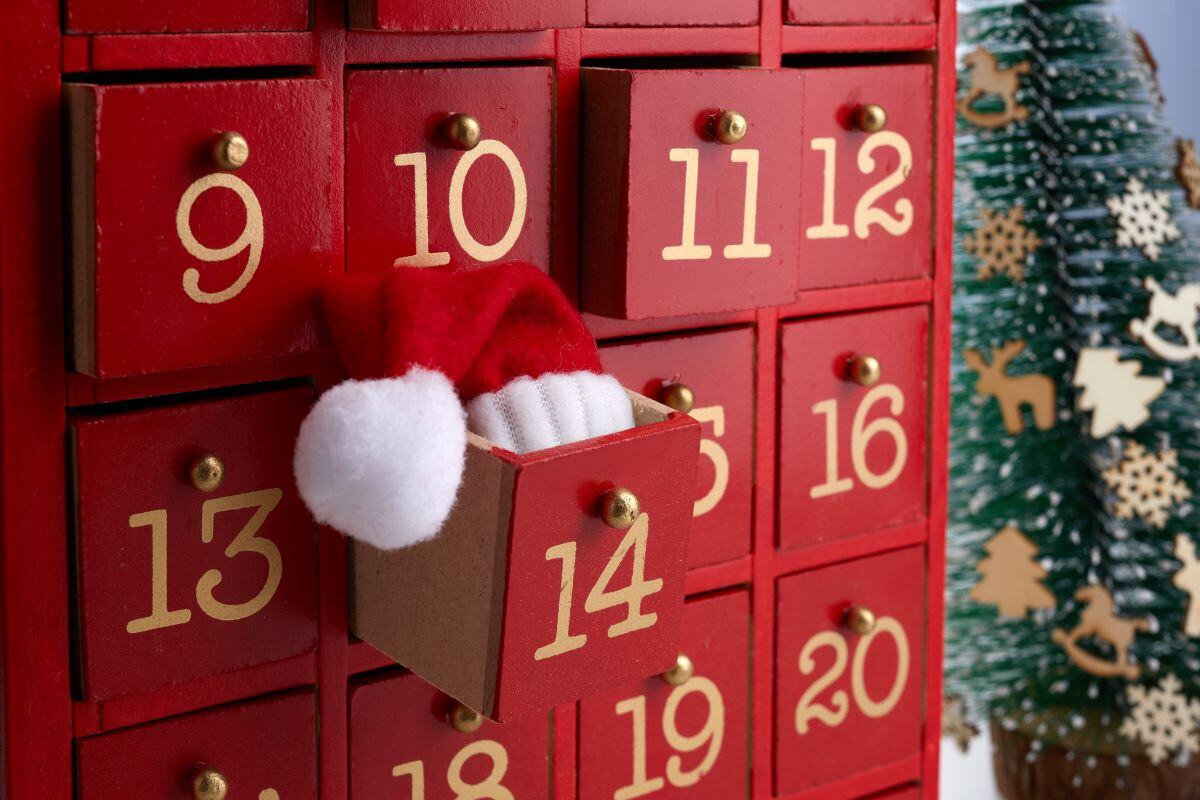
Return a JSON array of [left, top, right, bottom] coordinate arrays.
[[991, 718, 1200, 800]]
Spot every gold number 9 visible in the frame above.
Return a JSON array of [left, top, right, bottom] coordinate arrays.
[[176, 172, 264, 305]]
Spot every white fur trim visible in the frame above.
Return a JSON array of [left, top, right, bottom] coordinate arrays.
[[466, 371, 635, 453], [293, 368, 467, 550]]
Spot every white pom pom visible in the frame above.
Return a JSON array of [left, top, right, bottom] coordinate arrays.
[[294, 367, 467, 550]]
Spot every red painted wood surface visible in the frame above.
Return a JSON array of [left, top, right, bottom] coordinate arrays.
[[578, 589, 751, 800], [786, 0, 936, 25], [71, 387, 319, 700], [70, 79, 333, 379], [586, 0, 757, 27], [0, 1, 957, 797], [65, 0, 308, 34], [581, 68, 804, 319], [797, 65, 934, 291], [774, 547, 926, 796], [349, 670, 551, 799], [494, 412, 700, 719], [345, 67, 553, 275], [778, 306, 929, 551], [600, 328, 755, 568], [76, 691, 317, 799], [351, 0, 584, 32]]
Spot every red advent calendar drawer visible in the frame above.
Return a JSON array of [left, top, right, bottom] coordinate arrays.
[[77, 691, 317, 799], [587, 0, 757, 26], [350, 671, 551, 799], [600, 328, 754, 568], [870, 785, 921, 799], [798, 65, 933, 290], [351, 393, 700, 721], [350, 0, 583, 31], [68, 79, 333, 379], [578, 590, 750, 800], [71, 387, 319, 701], [346, 67, 552, 275], [778, 306, 928, 550], [786, 0, 935, 24], [66, 0, 308, 33], [775, 548, 925, 795], [581, 68, 803, 319]]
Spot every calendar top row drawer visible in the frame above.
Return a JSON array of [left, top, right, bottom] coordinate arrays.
[[68, 64, 930, 380], [65, 0, 934, 33]]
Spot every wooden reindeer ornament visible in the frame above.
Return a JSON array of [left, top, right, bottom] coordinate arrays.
[[1130, 277, 1200, 362], [959, 47, 1032, 129], [1051, 585, 1149, 680], [963, 340, 1056, 435]]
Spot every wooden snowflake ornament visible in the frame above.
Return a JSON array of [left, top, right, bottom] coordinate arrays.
[[962, 340, 1056, 435], [1176, 139, 1200, 209], [1051, 584, 1148, 680], [1173, 534, 1200, 637], [964, 205, 1042, 282], [1102, 441, 1191, 529], [971, 525, 1056, 619], [1072, 348, 1165, 437], [1130, 277, 1200, 362], [1120, 674, 1200, 765], [958, 47, 1031, 129], [1107, 177, 1181, 262]]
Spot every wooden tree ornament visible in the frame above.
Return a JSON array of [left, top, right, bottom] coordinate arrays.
[[963, 340, 1056, 435], [958, 47, 1031, 129], [970, 525, 1057, 619], [1174, 534, 1200, 637], [1073, 348, 1165, 438], [1051, 585, 1149, 680]]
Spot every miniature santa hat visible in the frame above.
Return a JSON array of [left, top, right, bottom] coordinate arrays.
[[293, 262, 634, 551]]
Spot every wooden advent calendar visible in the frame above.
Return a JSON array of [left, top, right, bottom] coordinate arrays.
[[0, 0, 956, 797]]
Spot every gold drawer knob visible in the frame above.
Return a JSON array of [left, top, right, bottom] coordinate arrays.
[[440, 113, 482, 151], [659, 382, 695, 414], [846, 354, 882, 387], [601, 487, 641, 530], [854, 104, 889, 133], [710, 109, 748, 145], [449, 701, 483, 734], [190, 454, 226, 493], [844, 605, 877, 635], [192, 767, 229, 800], [661, 653, 695, 686], [212, 131, 250, 170]]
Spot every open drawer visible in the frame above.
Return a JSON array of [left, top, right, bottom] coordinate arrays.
[[351, 391, 701, 722]]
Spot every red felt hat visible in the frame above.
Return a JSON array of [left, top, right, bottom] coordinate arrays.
[[293, 263, 634, 550]]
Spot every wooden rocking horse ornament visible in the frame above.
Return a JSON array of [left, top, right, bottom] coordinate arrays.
[[959, 47, 1032, 129], [1052, 584, 1149, 680]]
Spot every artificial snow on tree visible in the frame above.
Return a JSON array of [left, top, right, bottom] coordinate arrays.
[[947, 0, 1200, 794], [971, 525, 1057, 619]]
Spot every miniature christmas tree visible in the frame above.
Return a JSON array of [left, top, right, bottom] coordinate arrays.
[[947, 0, 1200, 793], [971, 526, 1057, 619]]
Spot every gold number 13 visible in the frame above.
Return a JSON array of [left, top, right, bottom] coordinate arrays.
[[125, 488, 284, 634]]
